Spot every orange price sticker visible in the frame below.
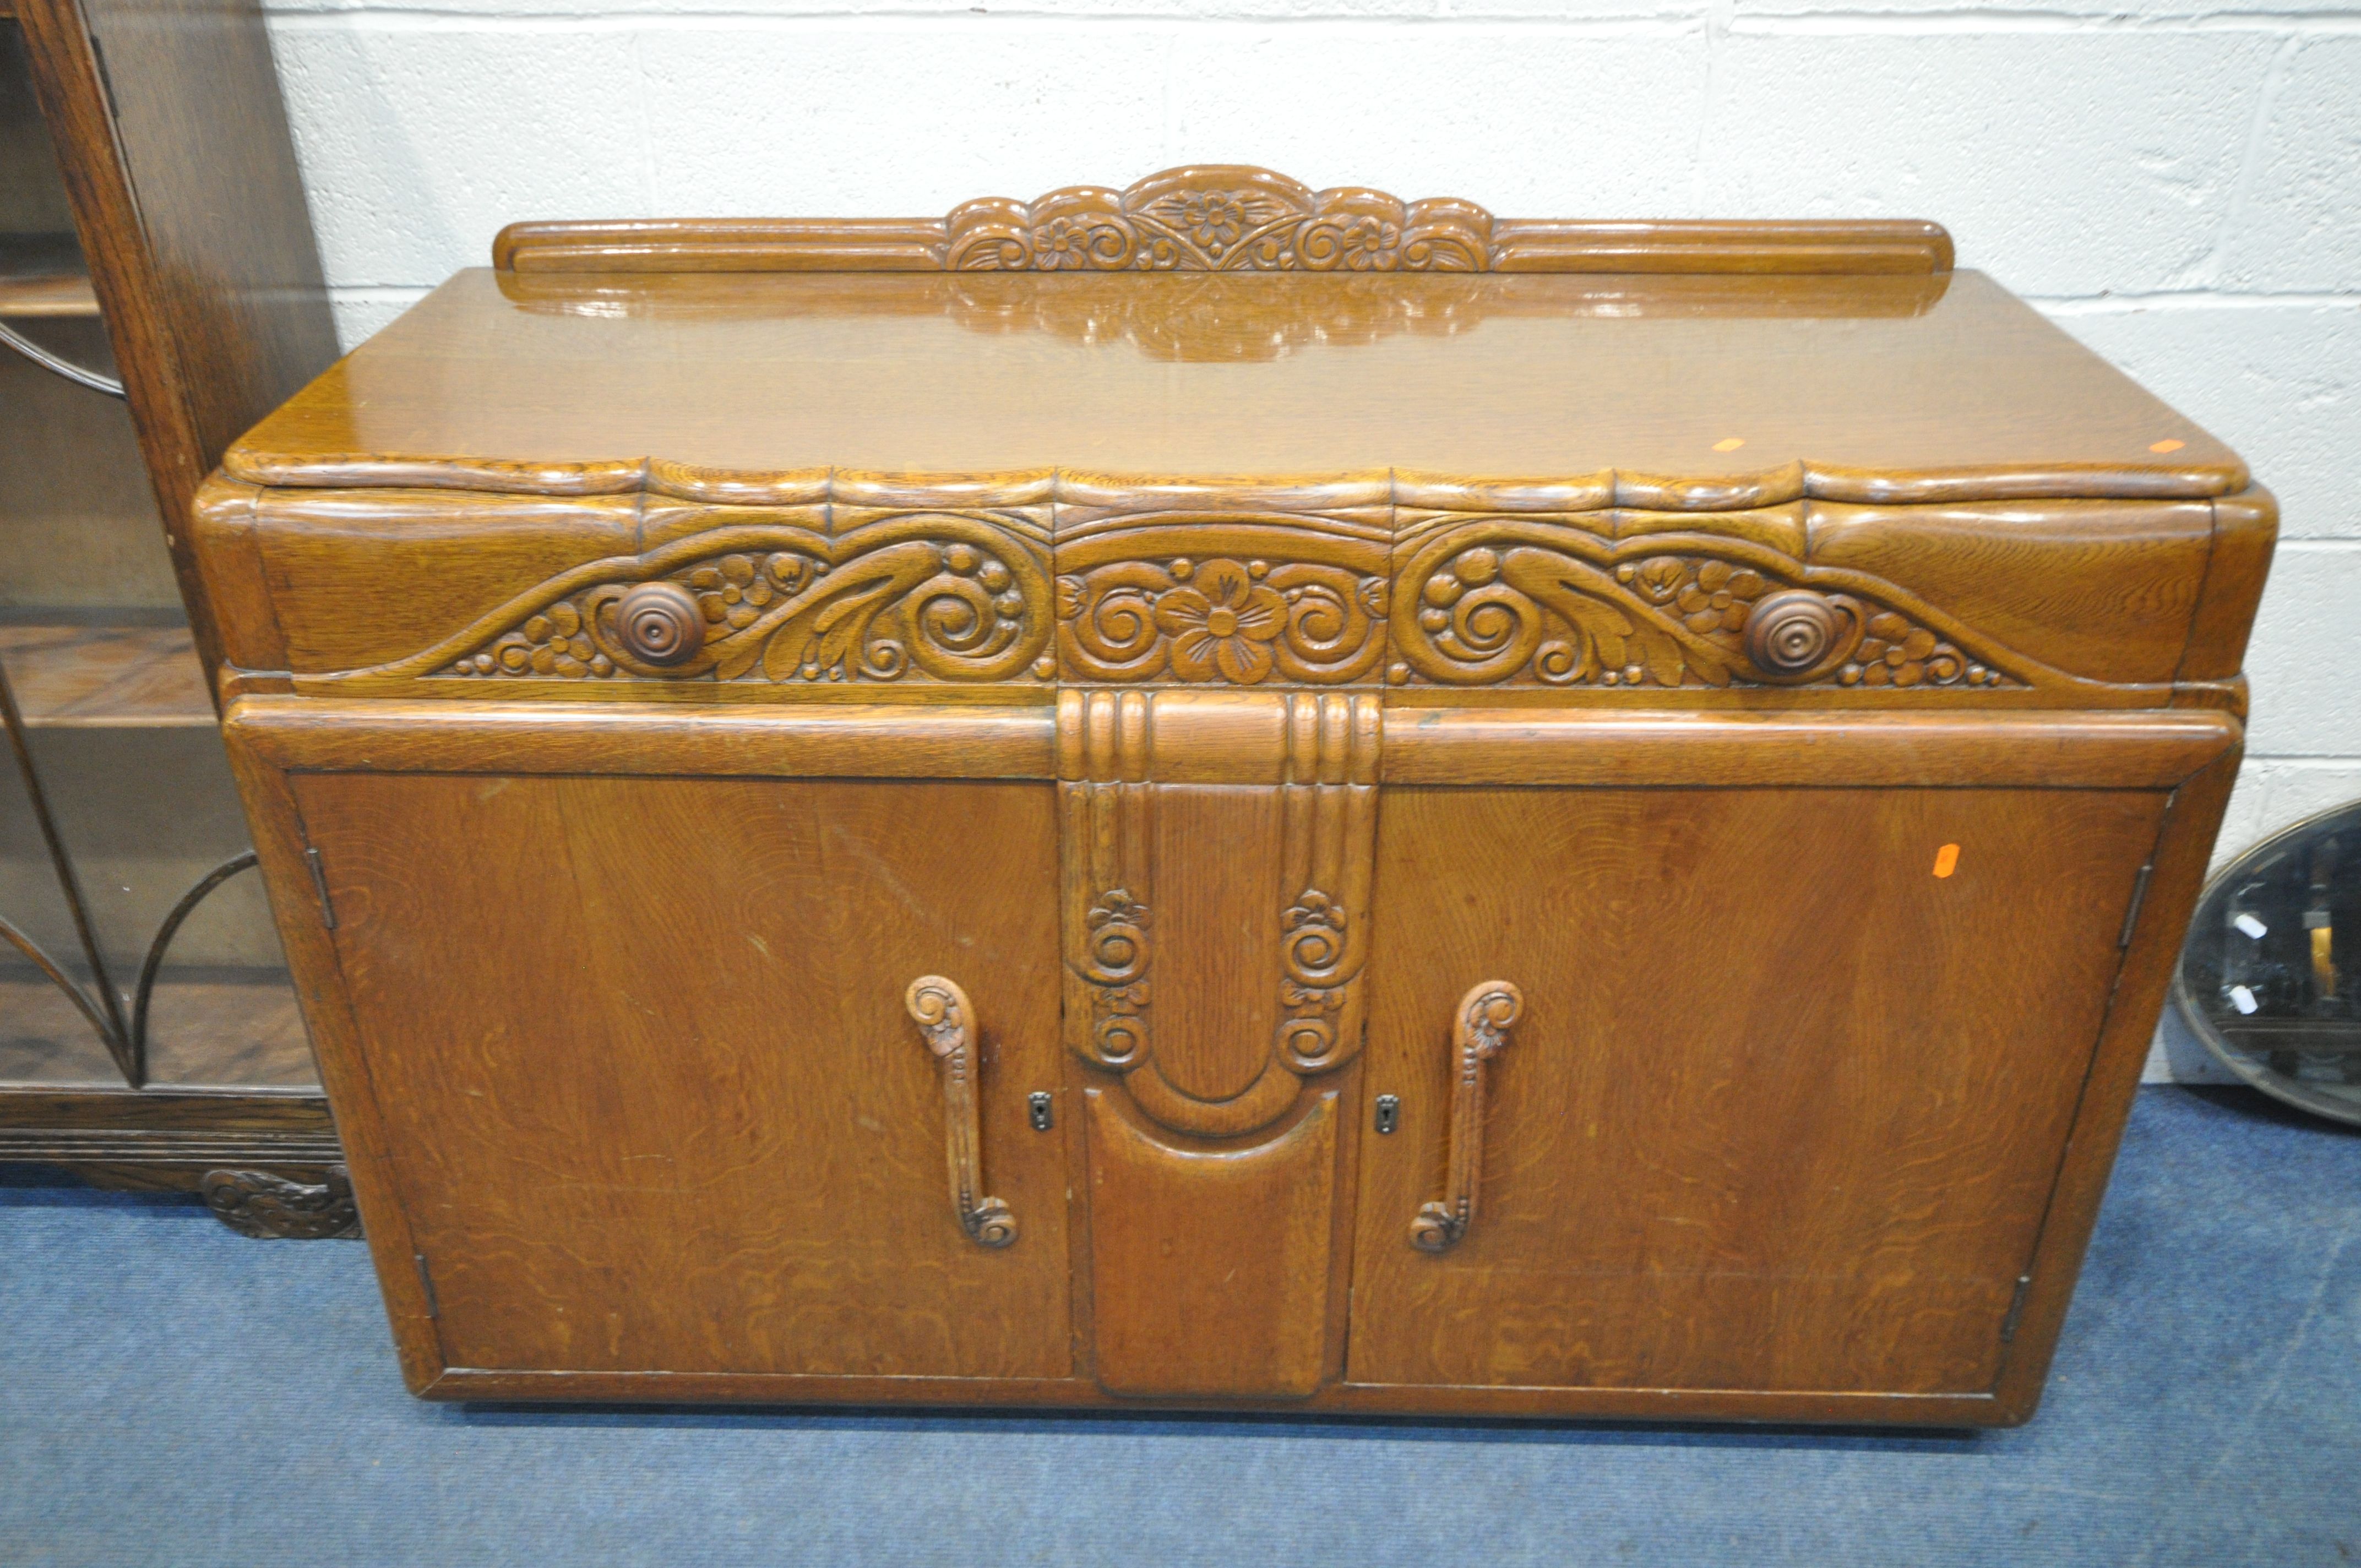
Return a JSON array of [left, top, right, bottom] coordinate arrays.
[[2148, 438, 2186, 454], [1933, 843, 1961, 879]]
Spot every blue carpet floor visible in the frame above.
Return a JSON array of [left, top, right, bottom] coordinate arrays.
[[2, 1085, 2357, 1567]]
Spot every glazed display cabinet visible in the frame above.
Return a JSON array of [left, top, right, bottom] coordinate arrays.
[[197, 167, 2272, 1420], [0, 0, 347, 1231]]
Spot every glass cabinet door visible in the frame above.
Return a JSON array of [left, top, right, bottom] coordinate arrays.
[[1, 18, 314, 1097]]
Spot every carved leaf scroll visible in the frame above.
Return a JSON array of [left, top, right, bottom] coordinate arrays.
[[493, 169, 1955, 280], [1391, 529, 2018, 690], [440, 516, 1052, 686], [1081, 888, 1152, 1065], [393, 503, 2056, 698], [947, 166, 1497, 274], [940, 274, 1497, 363]]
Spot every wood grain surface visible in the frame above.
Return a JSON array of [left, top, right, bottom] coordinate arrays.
[[1084, 1088, 1340, 1398], [222, 270, 2238, 500], [0, 1085, 332, 1152], [185, 253, 2265, 717], [0, 621, 215, 726], [1379, 707, 2238, 787], [1350, 783, 2170, 1393], [226, 695, 1058, 778], [188, 471, 2260, 719], [292, 771, 1071, 1379], [224, 692, 2238, 1415], [1989, 743, 2240, 1419]]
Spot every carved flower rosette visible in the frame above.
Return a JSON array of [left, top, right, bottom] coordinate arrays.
[[442, 516, 1052, 686], [1058, 556, 1389, 685]]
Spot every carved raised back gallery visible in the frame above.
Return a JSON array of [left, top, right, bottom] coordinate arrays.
[[492, 165, 1959, 277]]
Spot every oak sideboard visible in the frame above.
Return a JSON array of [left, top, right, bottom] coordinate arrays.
[[192, 167, 2273, 1424]]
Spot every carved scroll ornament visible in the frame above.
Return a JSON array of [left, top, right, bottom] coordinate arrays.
[[1060, 690, 1380, 1141], [493, 167, 1956, 279], [1389, 526, 2016, 691], [439, 516, 1054, 687], [417, 519, 2033, 695], [202, 1166, 363, 1240], [301, 480, 2086, 699], [948, 167, 1494, 274], [939, 273, 1505, 363]]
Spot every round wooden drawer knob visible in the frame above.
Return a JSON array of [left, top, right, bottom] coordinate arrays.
[[614, 581, 705, 666], [1743, 590, 1841, 676]]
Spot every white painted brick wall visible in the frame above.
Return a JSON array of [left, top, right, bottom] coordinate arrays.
[[257, 0, 2361, 1081]]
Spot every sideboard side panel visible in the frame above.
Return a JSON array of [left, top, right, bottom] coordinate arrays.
[[221, 731, 447, 1391], [1990, 742, 2242, 1418], [2179, 486, 2279, 685]]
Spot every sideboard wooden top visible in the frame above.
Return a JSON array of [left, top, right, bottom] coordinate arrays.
[[225, 268, 2242, 505]]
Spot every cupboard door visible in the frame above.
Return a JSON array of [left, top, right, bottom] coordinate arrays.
[[293, 771, 1070, 1381], [1349, 785, 2166, 1396]]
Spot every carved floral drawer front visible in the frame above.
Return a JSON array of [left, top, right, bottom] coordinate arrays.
[[197, 473, 2243, 707], [1387, 509, 2012, 693], [432, 503, 1057, 690]]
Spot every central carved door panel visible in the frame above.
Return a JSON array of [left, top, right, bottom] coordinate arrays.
[[1347, 778, 2175, 1397], [290, 771, 1071, 1380], [1058, 690, 1374, 1396]]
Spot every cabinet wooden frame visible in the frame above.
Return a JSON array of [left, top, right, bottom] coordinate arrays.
[[189, 167, 2273, 1417], [224, 694, 2237, 1424], [2, 0, 341, 1204], [13, 0, 335, 690]]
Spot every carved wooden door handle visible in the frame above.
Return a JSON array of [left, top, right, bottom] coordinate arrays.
[[905, 975, 1018, 1249], [1410, 981, 1524, 1254]]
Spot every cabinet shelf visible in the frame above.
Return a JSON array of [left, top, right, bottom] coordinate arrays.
[[0, 271, 96, 318], [0, 620, 216, 728], [0, 234, 96, 319]]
